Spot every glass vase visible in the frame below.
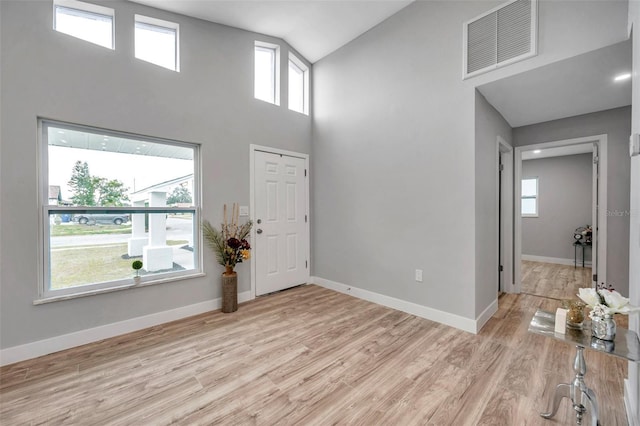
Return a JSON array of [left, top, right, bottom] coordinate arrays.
[[562, 300, 585, 329], [591, 315, 616, 341]]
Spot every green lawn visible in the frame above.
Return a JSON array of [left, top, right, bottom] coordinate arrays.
[[50, 240, 188, 289], [51, 223, 132, 237]]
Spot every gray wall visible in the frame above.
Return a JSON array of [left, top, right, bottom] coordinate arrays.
[[0, 0, 311, 349], [513, 107, 631, 296], [521, 154, 593, 261], [312, 0, 628, 320], [475, 92, 512, 313]]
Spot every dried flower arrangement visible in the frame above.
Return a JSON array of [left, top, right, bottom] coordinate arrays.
[[202, 203, 252, 274]]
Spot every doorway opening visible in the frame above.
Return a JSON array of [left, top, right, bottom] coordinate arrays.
[[497, 137, 513, 294], [249, 144, 310, 299], [514, 135, 608, 298]]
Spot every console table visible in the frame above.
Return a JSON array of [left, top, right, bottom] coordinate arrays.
[[528, 309, 640, 425], [573, 242, 591, 269]]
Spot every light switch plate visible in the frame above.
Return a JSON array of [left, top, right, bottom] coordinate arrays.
[[630, 133, 640, 157], [239, 206, 249, 216]]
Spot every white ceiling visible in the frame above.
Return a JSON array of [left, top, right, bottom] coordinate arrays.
[[128, 0, 414, 63], [478, 39, 632, 128], [522, 144, 593, 161]]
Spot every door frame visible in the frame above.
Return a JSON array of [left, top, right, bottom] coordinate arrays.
[[514, 134, 608, 293], [249, 144, 310, 299], [497, 136, 514, 293]]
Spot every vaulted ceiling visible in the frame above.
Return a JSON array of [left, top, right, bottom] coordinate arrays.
[[128, 0, 414, 63]]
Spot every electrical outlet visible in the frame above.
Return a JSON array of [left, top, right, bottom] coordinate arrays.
[[415, 269, 423, 282]]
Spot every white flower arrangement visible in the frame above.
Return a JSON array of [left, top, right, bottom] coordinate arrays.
[[577, 287, 639, 319]]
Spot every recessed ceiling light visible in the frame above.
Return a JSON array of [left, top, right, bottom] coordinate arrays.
[[614, 73, 631, 82], [533, 149, 541, 154]]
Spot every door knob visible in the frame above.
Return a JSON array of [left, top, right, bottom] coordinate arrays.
[[257, 229, 263, 234], [257, 219, 262, 224]]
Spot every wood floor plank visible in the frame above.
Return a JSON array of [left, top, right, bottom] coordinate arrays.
[[0, 282, 630, 425]]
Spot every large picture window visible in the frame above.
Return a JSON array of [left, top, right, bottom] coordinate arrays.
[[40, 120, 201, 300]]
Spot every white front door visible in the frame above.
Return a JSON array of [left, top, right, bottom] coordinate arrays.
[[254, 150, 308, 296]]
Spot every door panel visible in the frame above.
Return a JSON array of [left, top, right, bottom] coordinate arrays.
[[255, 151, 307, 296]]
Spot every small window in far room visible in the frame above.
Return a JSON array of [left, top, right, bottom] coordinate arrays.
[[254, 42, 280, 105], [53, 0, 114, 49], [135, 15, 179, 71], [521, 177, 538, 217], [288, 53, 309, 115]]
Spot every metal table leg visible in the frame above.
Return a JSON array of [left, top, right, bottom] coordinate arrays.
[[541, 345, 599, 425]]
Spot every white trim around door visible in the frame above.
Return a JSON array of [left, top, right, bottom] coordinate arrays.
[[497, 136, 514, 293], [514, 135, 607, 293], [249, 145, 310, 299]]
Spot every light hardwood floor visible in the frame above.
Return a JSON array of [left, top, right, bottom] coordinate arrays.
[[521, 260, 592, 301], [0, 285, 629, 425]]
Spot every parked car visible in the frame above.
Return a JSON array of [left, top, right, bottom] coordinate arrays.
[[73, 213, 130, 225]]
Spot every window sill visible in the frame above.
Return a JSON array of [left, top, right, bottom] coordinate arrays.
[[33, 271, 205, 305], [522, 214, 539, 218]]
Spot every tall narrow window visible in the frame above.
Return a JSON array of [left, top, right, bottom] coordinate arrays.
[[288, 53, 309, 115], [40, 120, 200, 300], [53, 0, 114, 49], [135, 15, 179, 71], [521, 177, 538, 217], [254, 42, 280, 105]]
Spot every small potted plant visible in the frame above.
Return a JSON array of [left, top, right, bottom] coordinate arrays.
[[132, 260, 143, 284]]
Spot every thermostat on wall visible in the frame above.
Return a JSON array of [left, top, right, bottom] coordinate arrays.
[[631, 133, 640, 157]]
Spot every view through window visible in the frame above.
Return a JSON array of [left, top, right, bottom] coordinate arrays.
[[135, 15, 179, 71], [521, 177, 538, 216], [254, 43, 279, 104], [54, 0, 114, 49], [288, 54, 308, 114], [43, 121, 199, 297]]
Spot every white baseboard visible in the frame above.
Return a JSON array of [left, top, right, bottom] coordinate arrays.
[[0, 291, 252, 367], [626, 378, 640, 426], [522, 254, 592, 267], [311, 276, 494, 334], [476, 298, 499, 331]]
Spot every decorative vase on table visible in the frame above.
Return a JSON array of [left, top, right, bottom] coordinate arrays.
[[221, 265, 238, 313], [591, 315, 616, 341], [577, 285, 639, 342], [562, 300, 585, 329]]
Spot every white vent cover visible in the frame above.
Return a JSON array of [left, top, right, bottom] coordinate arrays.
[[463, 0, 537, 79]]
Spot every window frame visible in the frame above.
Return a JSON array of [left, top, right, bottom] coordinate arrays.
[[134, 14, 180, 72], [38, 119, 203, 303], [254, 41, 281, 105], [53, 0, 115, 50], [288, 52, 309, 115], [521, 176, 539, 217]]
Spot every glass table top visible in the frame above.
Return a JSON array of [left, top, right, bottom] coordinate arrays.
[[528, 309, 640, 362]]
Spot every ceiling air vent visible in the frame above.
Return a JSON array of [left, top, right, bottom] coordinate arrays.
[[463, 0, 537, 79]]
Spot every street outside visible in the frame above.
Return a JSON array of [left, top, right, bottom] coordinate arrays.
[[50, 217, 193, 247]]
